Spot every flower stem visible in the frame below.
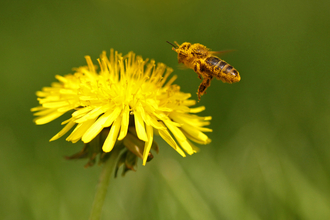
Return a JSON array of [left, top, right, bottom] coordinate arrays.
[[89, 147, 121, 220]]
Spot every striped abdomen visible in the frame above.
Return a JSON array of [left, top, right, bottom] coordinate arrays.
[[204, 56, 240, 83]]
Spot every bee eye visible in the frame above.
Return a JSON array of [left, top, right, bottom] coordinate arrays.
[[182, 44, 191, 50]]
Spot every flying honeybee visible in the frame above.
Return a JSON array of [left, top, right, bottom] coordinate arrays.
[[167, 41, 241, 99]]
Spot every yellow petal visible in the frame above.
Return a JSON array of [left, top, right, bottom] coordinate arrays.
[[59, 89, 76, 95], [158, 129, 186, 157], [102, 116, 122, 152], [189, 106, 205, 113], [181, 129, 211, 145], [50, 120, 76, 141], [58, 105, 75, 113], [152, 111, 168, 121], [134, 111, 148, 142], [61, 118, 73, 125], [35, 91, 49, 97], [34, 111, 65, 125], [181, 124, 211, 144], [197, 127, 213, 132], [55, 75, 68, 83], [118, 105, 130, 140], [159, 67, 173, 86], [177, 139, 195, 155], [142, 124, 153, 165], [72, 106, 93, 118], [170, 112, 211, 128], [85, 55, 96, 73], [183, 99, 196, 106], [164, 75, 177, 88], [66, 119, 96, 143], [81, 112, 112, 143], [146, 114, 166, 130], [75, 106, 109, 123], [103, 107, 122, 127], [33, 108, 57, 116], [31, 106, 46, 112], [136, 102, 146, 121], [187, 139, 200, 152], [164, 120, 194, 155], [163, 120, 186, 141]]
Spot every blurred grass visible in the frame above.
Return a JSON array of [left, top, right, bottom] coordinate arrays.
[[1, 0, 330, 219]]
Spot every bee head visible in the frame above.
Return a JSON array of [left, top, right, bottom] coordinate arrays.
[[166, 41, 189, 63], [178, 42, 192, 50]]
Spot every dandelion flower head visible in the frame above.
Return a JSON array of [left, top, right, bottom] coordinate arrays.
[[31, 49, 212, 165]]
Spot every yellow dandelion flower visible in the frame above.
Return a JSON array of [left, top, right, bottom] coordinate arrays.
[[31, 49, 212, 166]]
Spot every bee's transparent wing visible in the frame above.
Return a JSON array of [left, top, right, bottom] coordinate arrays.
[[209, 49, 236, 57], [177, 63, 190, 70]]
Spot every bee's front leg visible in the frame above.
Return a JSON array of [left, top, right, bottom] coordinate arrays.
[[197, 76, 213, 100], [193, 60, 203, 80]]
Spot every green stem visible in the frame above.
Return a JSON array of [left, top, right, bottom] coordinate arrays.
[[89, 147, 121, 220]]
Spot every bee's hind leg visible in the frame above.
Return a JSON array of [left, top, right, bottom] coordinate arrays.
[[197, 76, 213, 100]]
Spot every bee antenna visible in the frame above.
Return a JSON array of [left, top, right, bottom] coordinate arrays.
[[166, 41, 178, 49]]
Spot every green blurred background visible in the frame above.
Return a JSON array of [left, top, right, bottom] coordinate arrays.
[[1, 0, 330, 219]]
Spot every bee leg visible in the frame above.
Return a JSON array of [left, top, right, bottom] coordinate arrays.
[[197, 72, 202, 80], [197, 76, 213, 100], [193, 61, 203, 80]]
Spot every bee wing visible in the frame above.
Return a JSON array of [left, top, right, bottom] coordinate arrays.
[[209, 49, 236, 56], [177, 63, 189, 70]]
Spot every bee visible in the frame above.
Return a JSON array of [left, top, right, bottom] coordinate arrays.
[[167, 41, 241, 99]]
